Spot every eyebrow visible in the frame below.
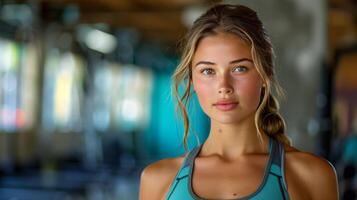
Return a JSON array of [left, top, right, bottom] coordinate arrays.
[[194, 58, 253, 67]]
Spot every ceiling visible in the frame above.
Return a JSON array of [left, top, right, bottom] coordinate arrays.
[[30, 0, 221, 44], [9, 0, 355, 48]]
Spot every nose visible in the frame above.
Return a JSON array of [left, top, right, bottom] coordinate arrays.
[[218, 87, 233, 94], [218, 75, 234, 94]]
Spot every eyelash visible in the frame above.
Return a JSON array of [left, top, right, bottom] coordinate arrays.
[[200, 66, 248, 75]]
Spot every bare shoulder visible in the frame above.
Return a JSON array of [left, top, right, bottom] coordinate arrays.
[[139, 155, 185, 200], [283, 144, 339, 200]]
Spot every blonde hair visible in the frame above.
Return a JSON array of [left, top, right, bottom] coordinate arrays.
[[171, 4, 292, 151]]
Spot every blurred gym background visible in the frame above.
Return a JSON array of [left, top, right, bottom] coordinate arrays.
[[0, 0, 356, 199]]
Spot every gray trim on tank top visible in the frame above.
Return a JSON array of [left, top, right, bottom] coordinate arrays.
[[186, 137, 276, 200], [182, 146, 201, 169], [271, 137, 280, 166], [281, 143, 289, 190]]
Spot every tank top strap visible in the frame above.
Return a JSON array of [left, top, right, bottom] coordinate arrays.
[[270, 137, 281, 167], [175, 145, 202, 179], [183, 145, 202, 167], [165, 145, 203, 199], [269, 137, 289, 191]]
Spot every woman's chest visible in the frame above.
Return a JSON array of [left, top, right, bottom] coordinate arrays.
[[191, 159, 268, 199]]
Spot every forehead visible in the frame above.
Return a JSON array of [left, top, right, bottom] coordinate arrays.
[[193, 32, 252, 63]]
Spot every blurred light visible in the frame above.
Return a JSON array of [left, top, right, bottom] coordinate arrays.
[[15, 109, 25, 128], [0, 40, 18, 71], [84, 28, 117, 54], [92, 65, 113, 131], [182, 6, 207, 28], [93, 108, 110, 131], [1, 4, 33, 26], [1, 108, 16, 130], [20, 44, 40, 129], [307, 118, 319, 136], [3, 72, 17, 93], [54, 53, 75, 125], [121, 99, 140, 122]]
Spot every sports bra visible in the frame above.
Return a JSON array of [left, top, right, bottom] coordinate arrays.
[[165, 136, 290, 200]]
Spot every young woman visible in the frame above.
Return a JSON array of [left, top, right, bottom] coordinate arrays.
[[139, 4, 339, 200]]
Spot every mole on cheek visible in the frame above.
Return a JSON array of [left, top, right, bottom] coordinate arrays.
[[218, 129, 222, 133]]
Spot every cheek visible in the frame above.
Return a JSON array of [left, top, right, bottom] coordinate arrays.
[[237, 78, 262, 106], [193, 79, 214, 108]]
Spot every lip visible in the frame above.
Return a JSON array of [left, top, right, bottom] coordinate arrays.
[[213, 101, 239, 111]]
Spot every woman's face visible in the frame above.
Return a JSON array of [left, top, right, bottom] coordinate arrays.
[[191, 32, 264, 124]]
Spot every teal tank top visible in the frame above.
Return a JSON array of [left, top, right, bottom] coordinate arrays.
[[165, 136, 290, 200]]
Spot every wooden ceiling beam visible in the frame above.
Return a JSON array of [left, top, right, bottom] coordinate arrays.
[[38, 0, 212, 11], [79, 11, 186, 32], [132, 0, 206, 9], [40, 0, 134, 11], [36, 0, 209, 44]]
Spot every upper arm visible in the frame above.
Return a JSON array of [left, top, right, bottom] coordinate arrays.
[[139, 158, 182, 200], [308, 158, 339, 200], [139, 162, 165, 200], [285, 150, 340, 200]]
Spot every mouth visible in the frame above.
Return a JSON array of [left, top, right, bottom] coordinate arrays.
[[213, 102, 239, 111]]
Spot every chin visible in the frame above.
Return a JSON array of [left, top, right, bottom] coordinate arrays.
[[210, 115, 244, 124], [207, 111, 256, 125]]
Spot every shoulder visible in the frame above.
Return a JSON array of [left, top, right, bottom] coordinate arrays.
[[284, 145, 339, 200], [139, 155, 186, 200]]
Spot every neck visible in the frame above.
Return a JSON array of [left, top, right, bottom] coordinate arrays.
[[201, 117, 270, 161]]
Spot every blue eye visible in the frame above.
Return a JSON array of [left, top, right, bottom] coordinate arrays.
[[200, 68, 215, 75], [233, 66, 248, 73]]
